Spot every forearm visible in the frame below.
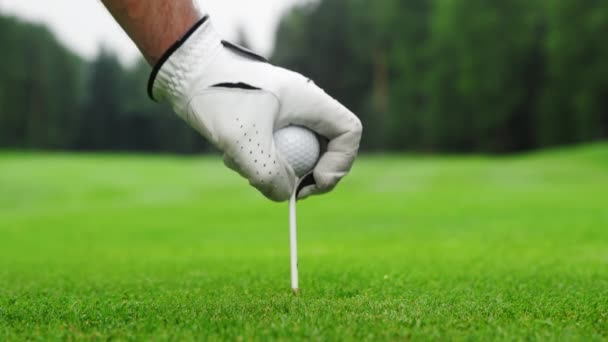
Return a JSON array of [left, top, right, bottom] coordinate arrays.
[[101, 0, 202, 65]]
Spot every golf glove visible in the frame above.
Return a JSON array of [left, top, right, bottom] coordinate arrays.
[[149, 16, 362, 202]]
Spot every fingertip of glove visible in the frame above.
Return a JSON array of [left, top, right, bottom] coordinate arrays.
[[341, 110, 363, 145], [296, 185, 317, 200], [262, 185, 292, 202], [351, 114, 364, 136]]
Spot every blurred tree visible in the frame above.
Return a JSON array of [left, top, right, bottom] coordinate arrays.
[[425, 0, 543, 152], [78, 48, 125, 150], [273, 0, 375, 148], [78, 55, 209, 153], [2, 1, 608, 154], [540, 0, 608, 146], [0, 15, 30, 147], [0, 15, 83, 149], [367, 0, 433, 150], [271, 0, 608, 153], [0, 13, 211, 153], [119, 59, 209, 153]]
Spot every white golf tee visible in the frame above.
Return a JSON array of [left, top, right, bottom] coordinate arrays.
[[289, 180, 299, 295]]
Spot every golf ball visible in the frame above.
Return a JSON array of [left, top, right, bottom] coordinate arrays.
[[274, 126, 320, 177]]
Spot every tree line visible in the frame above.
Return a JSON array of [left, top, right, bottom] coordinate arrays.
[[273, 0, 608, 152], [1, 0, 607, 154], [0, 14, 208, 153]]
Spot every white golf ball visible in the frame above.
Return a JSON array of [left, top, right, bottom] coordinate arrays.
[[274, 126, 320, 177]]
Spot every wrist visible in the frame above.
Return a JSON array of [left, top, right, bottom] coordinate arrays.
[[102, 0, 203, 66], [146, 10, 202, 64], [148, 15, 223, 105]]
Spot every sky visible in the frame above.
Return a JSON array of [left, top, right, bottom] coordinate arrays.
[[0, 0, 303, 64]]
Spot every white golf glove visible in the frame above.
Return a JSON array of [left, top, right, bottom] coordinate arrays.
[[149, 16, 362, 202]]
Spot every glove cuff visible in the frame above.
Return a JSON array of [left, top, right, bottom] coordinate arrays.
[[147, 15, 223, 103]]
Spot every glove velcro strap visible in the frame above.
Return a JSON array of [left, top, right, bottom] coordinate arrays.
[[147, 15, 222, 103]]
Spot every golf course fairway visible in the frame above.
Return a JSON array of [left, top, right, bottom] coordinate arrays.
[[1, 144, 606, 340]]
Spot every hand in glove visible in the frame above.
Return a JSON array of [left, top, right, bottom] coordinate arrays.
[[149, 16, 362, 202]]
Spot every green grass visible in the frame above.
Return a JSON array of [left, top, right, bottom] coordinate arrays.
[[0, 144, 607, 341]]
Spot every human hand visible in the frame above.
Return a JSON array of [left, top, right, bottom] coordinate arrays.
[[149, 16, 362, 202]]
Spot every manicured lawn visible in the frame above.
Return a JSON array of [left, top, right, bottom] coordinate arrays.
[[0, 145, 607, 340]]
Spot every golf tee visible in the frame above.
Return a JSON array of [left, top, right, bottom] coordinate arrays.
[[289, 181, 299, 294]]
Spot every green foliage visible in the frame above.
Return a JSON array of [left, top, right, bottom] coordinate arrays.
[[1, 1, 608, 154], [0, 15, 83, 149], [1, 146, 607, 339], [79, 49, 125, 150], [272, 0, 608, 152], [375, 0, 433, 150], [540, 0, 608, 145], [118, 60, 209, 153], [274, 0, 375, 146], [425, 0, 543, 152], [0, 14, 207, 153], [77, 54, 207, 153]]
